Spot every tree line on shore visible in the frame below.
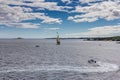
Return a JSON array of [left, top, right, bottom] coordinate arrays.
[[83, 36, 120, 41], [46, 36, 120, 41]]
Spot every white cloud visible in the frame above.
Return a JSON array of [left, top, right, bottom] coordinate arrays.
[[0, 5, 38, 23], [33, 2, 72, 11], [65, 25, 120, 37], [61, 0, 70, 2], [0, 23, 40, 28], [68, 16, 98, 23], [0, 0, 63, 28], [61, 0, 72, 4], [1, 0, 120, 29], [62, 0, 120, 4], [61, 0, 103, 4], [44, 28, 60, 30], [0, 4, 62, 23], [0, 0, 45, 5], [41, 17, 62, 24], [80, 0, 103, 3], [68, 1, 120, 23], [0, 0, 71, 11]]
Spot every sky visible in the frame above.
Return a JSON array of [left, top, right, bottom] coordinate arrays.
[[0, 0, 120, 38]]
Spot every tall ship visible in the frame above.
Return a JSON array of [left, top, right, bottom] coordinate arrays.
[[56, 32, 60, 45]]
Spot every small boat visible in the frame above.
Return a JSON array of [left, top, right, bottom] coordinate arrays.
[[88, 59, 96, 64]]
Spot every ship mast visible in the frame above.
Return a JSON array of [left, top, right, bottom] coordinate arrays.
[[56, 32, 60, 45]]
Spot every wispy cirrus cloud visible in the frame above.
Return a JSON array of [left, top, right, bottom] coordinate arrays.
[[0, 23, 40, 28], [44, 28, 60, 30]]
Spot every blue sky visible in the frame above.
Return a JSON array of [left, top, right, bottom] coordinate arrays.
[[0, 0, 120, 38]]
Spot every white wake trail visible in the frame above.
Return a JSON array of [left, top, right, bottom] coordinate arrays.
[[0, 62, 119, 73]]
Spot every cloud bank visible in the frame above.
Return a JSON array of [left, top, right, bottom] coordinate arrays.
[[65, 25, 120, 37]]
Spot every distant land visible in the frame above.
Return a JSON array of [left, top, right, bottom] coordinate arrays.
[[46, 36, 120, 41], [0, 36, 120, 41], [16, 37, 24, 39]]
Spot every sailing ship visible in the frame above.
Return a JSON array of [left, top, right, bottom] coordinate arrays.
[[56, 32, 60, 45]]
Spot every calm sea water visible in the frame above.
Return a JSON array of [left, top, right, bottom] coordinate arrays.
[[0, 39, 120, 80]]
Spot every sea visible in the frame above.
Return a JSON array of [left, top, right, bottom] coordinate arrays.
[[0, 39, 120, 80]]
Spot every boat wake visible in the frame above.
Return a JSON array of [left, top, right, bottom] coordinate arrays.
[[0, 61, 119, 73]]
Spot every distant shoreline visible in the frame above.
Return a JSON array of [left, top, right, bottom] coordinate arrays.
[[0, 36, 120, 41], [46, 36, 120, 41]]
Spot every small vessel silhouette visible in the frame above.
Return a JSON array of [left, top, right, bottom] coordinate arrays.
[[56, 32, 60, 45]]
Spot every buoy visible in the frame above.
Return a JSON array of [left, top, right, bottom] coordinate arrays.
[[35, 45, 39, 47]]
